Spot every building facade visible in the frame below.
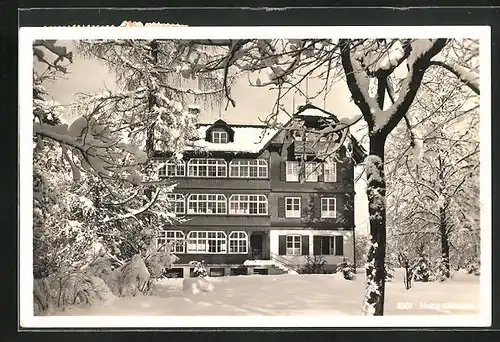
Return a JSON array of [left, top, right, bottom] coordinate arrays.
[[153, 103, 366, 277]]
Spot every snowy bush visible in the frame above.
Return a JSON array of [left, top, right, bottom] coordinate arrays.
[[182, 262, 214, 295], [33, 272, 115, 315], [465, 258, 480, 276], [111, 255, 150, 296], [298, 255, 327, 274], [145, 248, 180, 280], [182, 277, 215, 295], [191, 260, 208, 278], [336, 259, 356, 280], [411, 254, 434, 282]]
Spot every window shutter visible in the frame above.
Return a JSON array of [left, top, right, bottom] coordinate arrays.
[[301, 197, 308, 218], [321, 236, 330, 255], [278, 235, 286, 255], [301, 235, 309, 255], [280, 161, 287, 181], [278, 197, 285, 218], [314, 196, 322, 219], [318, 163, 324, 182], [335, 235, 344, 256], [313, 236, 321, 255]]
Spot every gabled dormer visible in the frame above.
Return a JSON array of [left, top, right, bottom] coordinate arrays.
[[205, 119, 235, 144], [293, 103, 334, 129], [273, 102, 366, 164]]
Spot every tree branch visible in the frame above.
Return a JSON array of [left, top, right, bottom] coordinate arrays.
[[429, 60, 480, 95], [378, 39, 448, 137], [339, 39, 376, 130]]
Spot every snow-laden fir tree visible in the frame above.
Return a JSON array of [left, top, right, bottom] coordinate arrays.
[[435, 254, 451, 281], [465, 257, 480, 276], [32, 39, 215, 311], [411, 253, 434, 282]]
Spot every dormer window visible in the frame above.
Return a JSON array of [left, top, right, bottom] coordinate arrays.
[[212, 130, 228, 144], [204, 119, 235, 143]]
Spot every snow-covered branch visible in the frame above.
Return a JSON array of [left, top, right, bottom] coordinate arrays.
[[339, 39, 377, 128], [429, 60, 480, 95], [375, 39, 448, 136], [102, 188, 160, 223]]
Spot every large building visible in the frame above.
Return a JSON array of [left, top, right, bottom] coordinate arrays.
[[153, 103, 366, 277]]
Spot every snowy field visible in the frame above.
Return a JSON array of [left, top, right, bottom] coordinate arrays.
[[52, 268, 479, 316]]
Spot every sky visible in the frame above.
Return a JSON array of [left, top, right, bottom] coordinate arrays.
[[36, 40, 370, 235]]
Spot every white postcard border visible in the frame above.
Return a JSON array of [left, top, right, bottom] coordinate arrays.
[[19, 25, 492, 328]]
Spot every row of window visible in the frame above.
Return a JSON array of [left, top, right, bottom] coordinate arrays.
[[210, 129, 336, 145], [159, 159, 269, 179], [285, 235, 343, 256], [285, 161, 336, 182], [158, 158, 337, 182], [157, 230, 248, 254], [167, 194, 337, 218], [157, 231, 344, 256], [284, 197, 336, 218]]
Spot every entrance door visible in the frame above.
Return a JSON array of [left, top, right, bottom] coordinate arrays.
[[250, 233, 263, 260]]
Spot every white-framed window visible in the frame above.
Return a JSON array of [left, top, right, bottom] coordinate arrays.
[[323, 162, 337, 182], [286, 161, 299, 182], [212, 131, 228, 144], [186, 231, 227, 253], [158, 161, 185, 178], [228, 231, 248, 254], [157, 230, 185, 253], [229, 159, 268, 178], [229, 194, 268, 215], [321, 197, 337, 218], [166, 193, 185, 214], [187, 194, 227, 214], [286, 235, 302, 255], [187, 158, 227, 178], [305, 162, 319, 182], [285, 197, 301, 218]]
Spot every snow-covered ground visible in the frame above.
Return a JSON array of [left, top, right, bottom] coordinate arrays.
[[52, 268, 479, 316]]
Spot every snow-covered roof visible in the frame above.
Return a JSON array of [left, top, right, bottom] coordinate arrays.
[[181, 103, 366, 162], [295, 107, 332, 118], [188, 124, 279, 153]]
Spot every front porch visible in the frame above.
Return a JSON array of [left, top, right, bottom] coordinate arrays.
[[248, 231, 271, 260]]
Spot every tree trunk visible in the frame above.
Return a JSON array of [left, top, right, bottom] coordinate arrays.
[[439, 207, 451, 278], [363, 134, 387, 316]]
